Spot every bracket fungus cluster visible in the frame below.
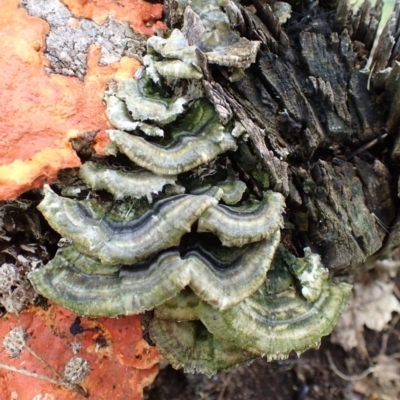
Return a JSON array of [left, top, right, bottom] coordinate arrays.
[[29, 0, 351, 375]]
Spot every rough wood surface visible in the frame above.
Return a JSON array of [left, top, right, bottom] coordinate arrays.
[[12, 0, 400, 275], [171, 0, 396, 273]]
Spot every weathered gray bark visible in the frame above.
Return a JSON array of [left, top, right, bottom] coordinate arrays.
[[164, 0, 399, 274]]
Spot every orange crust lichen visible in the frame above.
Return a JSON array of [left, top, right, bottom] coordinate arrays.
[[0, 303, 162, 400], [61, 0, 165, 36], [0, 0, 144, 200]]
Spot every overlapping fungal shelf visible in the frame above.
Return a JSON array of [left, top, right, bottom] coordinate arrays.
[[29, 0, 352, 375]]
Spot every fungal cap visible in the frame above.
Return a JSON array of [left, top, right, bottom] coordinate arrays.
[[37, 186, 217, 265], [149, 319, 256, 376], [273, 2, 292, 24], [147, 29, 198, 64], [79, 162, 179, 202], [117, 78, 187, 125], [216, 167, 247, 204], [154, 60, 203, 80], [198, 269, 352, 359], [107, 99, 237, 176], [29, 232, 280, 317], [154, 289, 200, 321], [204, 39, 261, 69], [29, 246, 192, 317], [197, 191, 285, 247], [177, 0, 261, 69], [288, 247, 330, 302], [186, 231, 281, 310], [106, 96, 164, 137]]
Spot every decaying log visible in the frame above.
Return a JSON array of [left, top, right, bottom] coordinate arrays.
[[172, 0, 398, 273], [11, 0, 400, 278], [0, 4, 398, 398]]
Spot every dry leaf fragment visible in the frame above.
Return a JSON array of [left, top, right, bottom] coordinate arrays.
[[332, 277, 400, 353]]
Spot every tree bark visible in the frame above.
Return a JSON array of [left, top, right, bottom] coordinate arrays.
[[165, 0, 399, 275]]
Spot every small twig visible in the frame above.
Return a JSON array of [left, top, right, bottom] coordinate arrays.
[[0, 363, 88, 397], [217, 372, 232, 400], [367, 62, 376, 91], [371, 213, 391, 234], [326, 350, 375, 381], [393, 285, 400, 300], [24, 345, 64, 379], [346, 133, 388, 160], [386, 325, 400, 338], [14, 310, 63, 380], [379, 315, 400, 357], [0, 362, 64, 385], [11, 306, 88, 397]]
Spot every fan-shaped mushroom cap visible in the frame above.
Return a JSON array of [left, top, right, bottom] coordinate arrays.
[[79, 162, 179, 202], [198, 268, 352, 360], [29, 246, 190, 317], [107, 99, 237, 176], [38, 186, 217, 265], [198, 191, 285, 247], [106, 96, 164, 136], [149, 319, 256, 375], [117, 78, 186, 125], [29, 231, 280, 316]]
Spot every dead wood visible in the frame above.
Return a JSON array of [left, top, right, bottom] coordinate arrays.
[[15, 0, 400, 275], [166, 0, 400, 273]]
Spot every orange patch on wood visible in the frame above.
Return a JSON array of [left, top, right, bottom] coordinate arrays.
[[0, 303, 162, 400], [0, 0, 142, 200], [113, 57, 143, 83], [61, 0, 165, 36]]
